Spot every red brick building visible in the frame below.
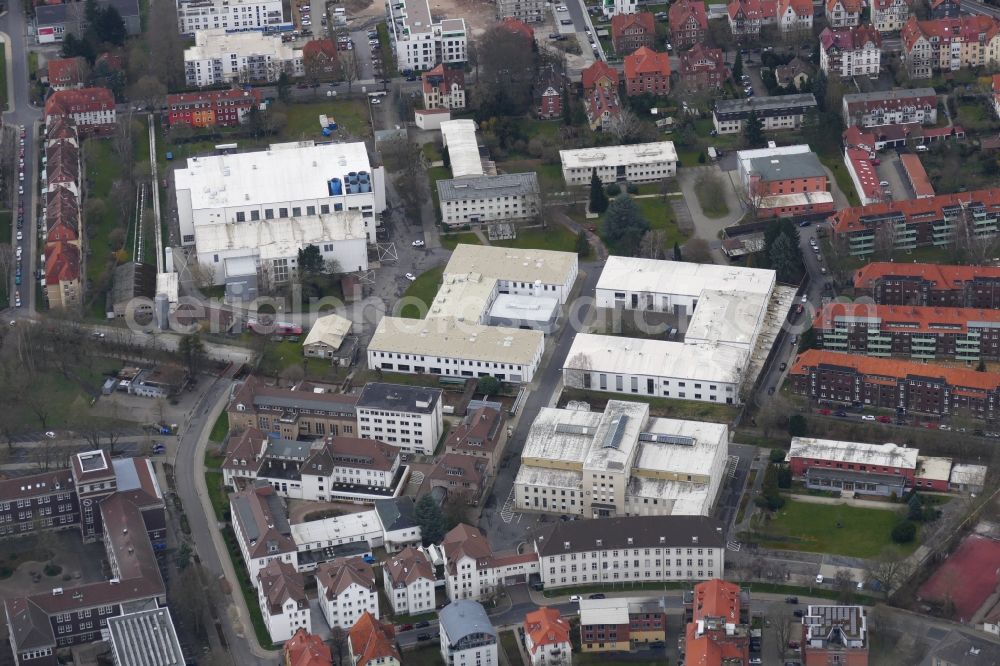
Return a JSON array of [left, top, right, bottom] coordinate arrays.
[[166, 88, 263, 128], [788, 348, 1000, 421], [611, 12, 655, 55], [534, 66, 564, 119], [853, 262, 1000, 308], [739, 146, 834, 219], [46, 57, 86, 91], [44, 87, 116, 137], [579, 598, 666, 653], [302, 39, 340, 81], [669, 0, 708, 48], [788, 437, 918, 496], [802, 606, 869, 666], [623, 47, 671, 97], [683, 580, 749, 666], [678, 43, 729, 91]]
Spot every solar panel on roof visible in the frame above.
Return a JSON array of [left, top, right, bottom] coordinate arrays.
[[602, 415, 628, 449], [638, 432, 696, 446], [555, 423, 591, 435]]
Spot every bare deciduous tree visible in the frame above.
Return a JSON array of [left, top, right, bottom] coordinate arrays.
[[865, 547, 912, 599], [606, 108, 647, 144]]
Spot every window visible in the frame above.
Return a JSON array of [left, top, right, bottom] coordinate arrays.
[[235, 211, 245, 222]]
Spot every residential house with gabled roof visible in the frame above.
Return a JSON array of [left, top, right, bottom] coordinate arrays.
[[775, 56, 812, 89], [872, 0, 909, 32], [826, 0, 861, 27], [422, 63, 466, 110], [46, 57, 87, 90], [853, 262, 1000, 308], [683, 579, 750, 666], [523, 608, 571, 666], [778, 0, 813, 33], [44, 87, 116, 137], [45, 189, 80, 243], [801, 605, 869, 665], [429, 453, 489, 504], [45, 141, 80, 192], [315, 556, 379, 630], [348, 612, 401, 666], [283, 628, 332, 666], [166, 88, 262, 128], [258, 559, 311, 642], [901, 15, 1000, 79], [841, 88, 938, 128], [43, 241, 81, 310], [230, 481, 298, 585], [444, 404, 507, 477], [611, 12, 655, 54], [500, 17, 535, 41], [585, 84, 621, 131], [678, 44, 728, 91], [669, 0, 707, 48], [727, 0, 777, 37], [534, 66, 564, 120], [623, 47, 671, 97], [382, 546, 436, 615], [820, 25, 882, 78], [302, 39, 339, 81], [442, 524, 539, 601], [930, 0, 961, 19], [581, 59, 619, 92]]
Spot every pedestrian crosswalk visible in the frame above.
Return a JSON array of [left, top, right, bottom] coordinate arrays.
[[726, 455, 739, 480], [727, 541, 742, 552], [500, 488, 516, 524]]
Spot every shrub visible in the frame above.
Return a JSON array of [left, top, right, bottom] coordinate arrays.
[[891, 520, 917, 544], [43, 564, 62, 577], [777, 467, 792, 489], [698, 152, 706, 164], [788, 414, 808, 437], [0, 567, 12, 579], [769, 448, 786, 463], [606, 183, 621, 196], [476, 375, 502, 396], [625, 182, 638, 194]]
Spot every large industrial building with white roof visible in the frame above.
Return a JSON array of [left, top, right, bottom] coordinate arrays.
[[563, 257, 795, 404], [560, 141, 677, 186], [514, 400, 729, 518], [174, 140, 384, 289], [367, 244, 578, 383]]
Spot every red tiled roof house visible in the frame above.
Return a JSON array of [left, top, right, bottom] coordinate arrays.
[[623, 47, 671, 97]]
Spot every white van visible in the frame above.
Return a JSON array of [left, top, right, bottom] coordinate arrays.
[[915, 144, 929, 152]]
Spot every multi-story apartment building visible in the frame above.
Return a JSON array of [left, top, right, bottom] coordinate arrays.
[[166, 89, 263, 128], [560, 142, 677, 185], [355, 383, 443, 455], [831, 188, 1000, 256], [42, 241, 81, 310], [584, 82, 621, 131], [683, 580, 750, 665], [930, 0, 962, 19], [533, 516, 726, 589], [230, 482, 299, 585], [788, 348, 1000, 421], [826, 0, 861, 27], [820, 26, 882, 78], [258, 559, 311, 642], [901, 15, 1000, 79], [678, 44, 728, 91], [815, 302, 1000, 362], [534, 66, 564, 119], [853, 262, 1000, 308], [523, 608, 571, 665], [495, 0, 544, 23], [669, 0, 708, 48], [228, 376, 358, 440], [802, 606, 869, 665], [444, 405, 507, 478], [737, 144, 834, 219], [44, 88, 115, 137], [442, 524, 539, 601], [421, 64, 465, 110], [514, 400, 729, 518], [623, 47, 671, 97], [872, 0, 909, 32], [611, 11, 655, 54], [175, 0, 284, 36], [315, 557, 379, 630], [382, 546, 436, 616], [438, 173, 541, 227], [439, 601, 498, 666], [727, 0, 777, 38], [713, 94, 818, 134], [778, 0, 813, 34], [284, 628, 331, 666], [184, 29, 303, 87], [0, 470, 79, 539], [579, 597, 666, 653], [348, 613, 401, 666], [387, 0, 467, 72], [842, 88, 938, 128]]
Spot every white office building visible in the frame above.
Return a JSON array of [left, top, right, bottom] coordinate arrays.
[[315, 557, 380, 630], [383, 546, 437, 615], [442, 524, 539, 602], [496, 0, 544, 22], [533, 516, 726, 589], [356, 383, 444, 455], [183, 29, 303, 87], [258, 559, 311, 643], [604, 0, 637, 17], [439, 601, 498, 666], [387, 0, 467, 71], [515, 400, 729, 518], [560, 142, 677, 186], [176, 0, 285, 36], [174, 140, 385, 252], [438, 173, 540, 227]]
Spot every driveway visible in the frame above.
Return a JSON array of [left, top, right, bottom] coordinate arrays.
[[876, 151, 912, 201], [676, 165, 747, 243]]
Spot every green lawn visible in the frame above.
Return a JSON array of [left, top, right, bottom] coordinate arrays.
[[204, 447, 225, 470], [205, 471, 228, 522], [83, 139, 122, 293], [209, 411, 229, 443], [421, 141, 442, 163], [376, 22, 397, 74], [493, 225, 580, 253], [754, 499, 915, 559], [401, 647, 445, 666], [282, 99, 371, 140], [521, 119, 563, 142], [398, 265, 445, 318], [7, 367, 122, 430], [494, 159, 565, 194], [818, 153, 860, 207], [693, 178, 731, 219], [27, 52, 38, 79], [633, 196, 687, 245], [221, 525, 278, 649], [255, 337, 343, 379], [428, 165, 451, 217], [440, 232, 481, 250]]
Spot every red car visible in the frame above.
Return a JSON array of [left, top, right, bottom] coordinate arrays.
[[399, 624, 413, 631], [924, 423, 938, 429], [876, 416, 891, 423], [788, 641, 800, 649], [818, 408, 831, 415]]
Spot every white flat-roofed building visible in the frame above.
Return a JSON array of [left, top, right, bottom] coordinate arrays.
[[290, 510, 383, 571], [176, 0, 284, 36], [488, 294, 560, 335], [440, 120, 483, 178], [106, 608, 184, 666], [183, 29, 303, 87], [174, 140, 385, 248], [438, 173, 540, 227], [194, 212, 369, 286], [533, 516, 726, 589], [713, 94, 818, 135], [356, 383, 444, 455], [949, 463, 987, 493], [368, 316, 544, 383], [387, 0, 467, 72], [560, 142, 677, 186], [563, 334, 745, 404], [445, 244, 578, 304], [427, 272, 500, 323], [515, 400, 728, 518]]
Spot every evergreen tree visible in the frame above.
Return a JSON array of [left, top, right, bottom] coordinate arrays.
[[744, 110, 766, 148], [602, 195, 649, 256], [415, 495, 447, 545], [673, 242, 682, 261], [589, 169, 608, 214], [575, 230, 590, 257], [732, 53, 743, 81]]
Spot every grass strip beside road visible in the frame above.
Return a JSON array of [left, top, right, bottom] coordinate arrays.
[[221, 524, 279, 650], [399, 265, 444, 319], [208, 411, 229, 443]]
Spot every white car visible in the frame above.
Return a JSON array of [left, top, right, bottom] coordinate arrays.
[[405, 272, 416, 281], [15, 231, 22, 241], [860, 415, 876, 421], [569, 595, 582, 602], [815, 574, 825, 584], [371, 97, 382, 105], [14, 297, 21, 307], [412, 239, 425, 247], [44, 431, 56, 439], [557, 4, 568, 10], [800, 294, 808, 303]]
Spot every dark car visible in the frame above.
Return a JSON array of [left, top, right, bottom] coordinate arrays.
[[834, 410, 848, 417], [416, 633, 433, 641], [414, 621, 431, 629], [793, 609, 805, 618], [788, 641, 800, 649], [589, 593, 606, 599], [779, 362, 787, 371], [785, 596, 798, 604]]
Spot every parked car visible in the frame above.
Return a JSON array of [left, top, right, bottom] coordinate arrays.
[[569, 595, 582, 602], [399, 624, 413, 631], [779, 362, 787, 371], [785, 596, 798, 604], [416, 633, 433, 641], [414, 621, 430, 629], [793, 609, 805, 618], [833, 410, 848, 418], [815, 574, 825, 584], [861, 415, 876, 421], [589, 593, 606, 599], [876, 416, 892, 423]]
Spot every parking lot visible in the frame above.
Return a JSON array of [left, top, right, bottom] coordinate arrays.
[[875, 151, 915, 202]]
